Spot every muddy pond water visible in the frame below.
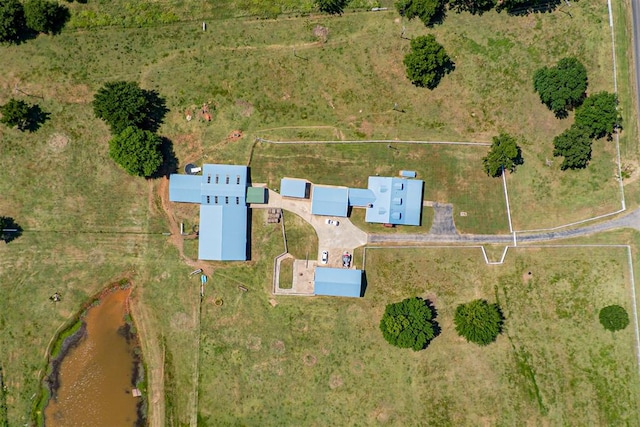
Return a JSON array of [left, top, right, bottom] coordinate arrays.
[[44, 288, 142, 426]]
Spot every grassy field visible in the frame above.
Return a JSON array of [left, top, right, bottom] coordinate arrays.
[[1, 0, 639, 425], [197, 243, 640, 425]]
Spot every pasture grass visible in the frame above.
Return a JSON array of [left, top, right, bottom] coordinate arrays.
[[196, 243, 640, 425], [0, 0, 637, 424]]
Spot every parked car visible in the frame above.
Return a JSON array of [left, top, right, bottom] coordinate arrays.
[[325, 219, 339, 226], [321, 250, 328, 264]]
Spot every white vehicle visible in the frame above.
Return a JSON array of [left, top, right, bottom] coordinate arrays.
[[321, 250, 328, 264], [325, 219, 339, 226]]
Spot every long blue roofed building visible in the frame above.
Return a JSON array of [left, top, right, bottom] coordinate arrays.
[[169, 164, 250, 261]]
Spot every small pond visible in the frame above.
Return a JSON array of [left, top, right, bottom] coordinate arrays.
[[44, 288, 143, 426]]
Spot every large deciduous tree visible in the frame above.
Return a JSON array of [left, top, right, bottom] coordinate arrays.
[[0, 99, 30, 130], [454, 299, 503, 346], [93, 81, 168, 134], [395, 0, 447, 27], [315, 0, 348, 14], [109, 126, 163, 177], [482, 133, 523, 177], [24, 0, 69, 34], [599, 305, 629, 332], [574, 91, 621, 139], [0, 0, 26, 44], [552, 125, 592, 170], [379, 297, 438, 351], [94, 81, 150, 134], [533, 57, 588, 117], [403, 34, 454, 89]]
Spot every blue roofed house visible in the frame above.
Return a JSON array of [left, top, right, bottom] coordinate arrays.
[[311, 185, 349, 217], [314, 267, 363, 297], [365, 177, 424, 226], [169, 164, 249, 261]]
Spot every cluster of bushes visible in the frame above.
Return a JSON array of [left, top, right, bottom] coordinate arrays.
[[380, 297, 504, 351], [0, 0, 70, 43], [532, 57, 621, 170], [92, 81, 170, 178]]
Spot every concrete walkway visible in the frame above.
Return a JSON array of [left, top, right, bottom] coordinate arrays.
[[252, 188, 368, 266]]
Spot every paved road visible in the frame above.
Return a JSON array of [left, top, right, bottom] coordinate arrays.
[[368, 208, 640, 245]]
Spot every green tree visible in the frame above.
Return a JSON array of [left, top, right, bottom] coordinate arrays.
[[315, 0, 348, 14], [109, 126, 163, 177], [379, 297, 438, 351], [448, 0, 496, 15], [533, 57, 588, 117], [454, 299, 503, 346], [403, 34, 454, 89], [552, 125, 592, 170], [574, 91, 621, 139], [482, 133, 523, 177], [0, 99, 30, 130], [0, 0, 26, 44], [24, 0, 69, 34], [599, 305, 629, 332], [93, 81, 168, 134], [395, 0, 446, 27]]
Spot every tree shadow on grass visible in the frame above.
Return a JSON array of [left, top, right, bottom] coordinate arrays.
[[149, 136, 178, 179], [501, 0, 562, 15], [0, 217, 23, 244], [424, 298, 442, 342], [142, 90, 169, 133], [24, 104, 50, 132]]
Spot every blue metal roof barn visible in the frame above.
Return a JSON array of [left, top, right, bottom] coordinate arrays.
[[314, 267, 363, 297], [311, 185, 349, 217], [280, 178, 308, 198], [365, 177, 424, 226], [169, 164, 249, 261]]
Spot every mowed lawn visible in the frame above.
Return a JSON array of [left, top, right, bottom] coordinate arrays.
[[198, 245, 640, 425], [250, 142, 509, 234]]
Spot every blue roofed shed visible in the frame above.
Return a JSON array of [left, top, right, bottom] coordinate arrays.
[[169, 174, 202, 203], [311, 185, 349, 217], [314, 267, 363, 297], [280, 178, 308, 198], [365, 177, 424, 226]]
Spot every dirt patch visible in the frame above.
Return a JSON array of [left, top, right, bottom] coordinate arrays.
[[358, 120, 373, 138], [329, 373, 343, 389], [523, 270, 533, 283], [303, 353, 317, 366], [235, 99, 254, 117], [370, 405, 392, 423], [170, 312, 192, 330], [47, 133, 69, 151], [622, 161, 640, 185], [247, 336, 262, 351], [350, 360, 364, 374], [313, 25, 329, 43], [227, 130, 244, 141], [271, 340, 285, 354]]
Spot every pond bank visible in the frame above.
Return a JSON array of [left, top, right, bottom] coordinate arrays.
[[33, 282, 146, 426]]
